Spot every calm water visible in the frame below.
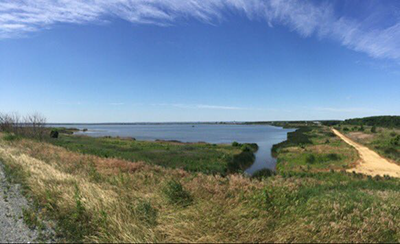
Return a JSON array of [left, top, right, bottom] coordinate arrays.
[[52, 124, 294, 174]]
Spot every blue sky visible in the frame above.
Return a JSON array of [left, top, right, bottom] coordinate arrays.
[[0, 0, 400, 123]]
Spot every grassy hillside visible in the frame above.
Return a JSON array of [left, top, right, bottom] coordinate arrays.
[[1, 130, 399, 242]]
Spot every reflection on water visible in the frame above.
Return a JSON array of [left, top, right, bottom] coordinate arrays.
[[51, 124, 294, 174]]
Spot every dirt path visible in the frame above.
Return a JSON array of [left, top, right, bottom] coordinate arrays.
[[0, 162, 40, 242], [332, 128, 400, 178], [0, 160, 57, 242]]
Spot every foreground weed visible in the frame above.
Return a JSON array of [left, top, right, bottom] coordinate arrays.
[[22, 208, 45, 230], [162, 180, 193, 206], [135, 200, 158, 226]]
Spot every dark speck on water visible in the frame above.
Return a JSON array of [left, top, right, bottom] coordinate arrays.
[[51, 124, 294, 174]]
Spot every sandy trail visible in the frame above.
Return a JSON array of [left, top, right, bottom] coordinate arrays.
[[332, 128, 400, 178]]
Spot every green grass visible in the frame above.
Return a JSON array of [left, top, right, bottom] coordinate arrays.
[[162, 180, 193, 206], [255, 172, 400, 242], [1, 132, 400, 242], [273, 126, 358, 173], [251, 168, 275, 179], [48, 134, 255, 174], [3, 133, 21, 141], [272, 126, 313, 156], [134, 200, 158, 226]]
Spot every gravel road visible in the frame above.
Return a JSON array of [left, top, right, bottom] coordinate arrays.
[[0, 162, 54, 242]]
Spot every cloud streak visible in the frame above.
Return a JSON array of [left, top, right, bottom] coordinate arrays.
[[1, 0, 400, 60]]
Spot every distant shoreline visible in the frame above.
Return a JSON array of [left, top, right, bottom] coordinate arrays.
[[46, 120, 338, 126]]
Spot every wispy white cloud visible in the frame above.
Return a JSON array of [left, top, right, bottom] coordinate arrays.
[[109, 102, 125, 106], [1, 0, 400, 61]]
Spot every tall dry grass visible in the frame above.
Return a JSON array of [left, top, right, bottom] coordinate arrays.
[[0, 136, 275, 242], [0, 134, 399, 243]]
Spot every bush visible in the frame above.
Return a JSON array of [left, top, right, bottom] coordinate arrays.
[[371, 126, 377, 133], [326, 153, 340, 161], [232, 141, 240, 147], [343, 127, 349, 132], [162, 180, 192, 206], [50, 129, 59, 139], [306, 154, 316, 164], [3, 133, 21, 141], [227, 151, 255, 173], [390, 135, 400, 146], [383, 147, 400, 159], [134, 201, 158, 226], [252, 168, 275, 180], [325, 132, 336, 137], [241, 144, 252, 152]]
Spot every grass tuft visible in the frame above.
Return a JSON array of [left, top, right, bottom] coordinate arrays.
[[162, 180, 193, 206]]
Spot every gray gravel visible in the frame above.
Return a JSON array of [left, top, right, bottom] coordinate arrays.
[[0, 162, 55, 242]]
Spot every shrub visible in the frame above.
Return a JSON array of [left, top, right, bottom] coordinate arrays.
[[232, 141, 240, 147], [326, 153, 340, 161], [383, 148, 400, 159], [50, 129, 59, 139], [252, 168, 275, 180], [245, 143, 259, 151], [343, 127, 349, 132], [227, 151, 255, 173], [306, 154, 316, 164], [241, 144, 252, 152], [325, 132, 336, 137], [371, 126, 377, 133], [3, 133, 21, 141], [162, 180, 192, 206], [134, 201, 158, 226], [390, 135, 400, 146]]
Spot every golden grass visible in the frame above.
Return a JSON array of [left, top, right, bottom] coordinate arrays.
[[0, 137, 274, 242], [0, 134, 399, 243]]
